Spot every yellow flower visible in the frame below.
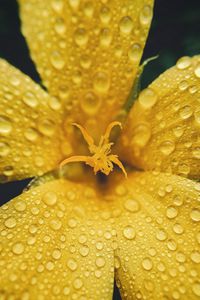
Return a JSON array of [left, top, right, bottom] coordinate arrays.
[[0, 0, 200, 299]]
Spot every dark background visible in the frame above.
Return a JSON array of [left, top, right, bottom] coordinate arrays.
[[0, 0, 200, 299]]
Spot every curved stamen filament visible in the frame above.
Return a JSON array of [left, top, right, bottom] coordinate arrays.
[[60, 122, 127, 178]]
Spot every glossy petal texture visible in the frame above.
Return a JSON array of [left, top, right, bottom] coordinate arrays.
[[0, 59, 73, 182], [19, 0, 154, 138], [110, 172, 200, 299], [0, 178, 114, 299], [118, 55, 200, 179]]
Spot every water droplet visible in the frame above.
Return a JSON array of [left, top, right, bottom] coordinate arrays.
[[119, 16, 133, 34], [178, 80, 188, 91], [4, 217, 16, 228], [100, 6, 111, 24], [96, 256, 106, 267], [173, 223, 184, 234], [78, 234, 87, 244], [80, 92, 101, 115], [193, 282, 200, 296], [68, 218, 77, 228], [194, 111, 200, 125], [14, 201, 26, 212], [123, 226, 136, 240], [50, 51, 65, 70], [193, 147, 200, 159], [79, 245, 89, 257], [166, 206, 178, 219], [73, 278, 83, 289], [138, 88, 158, 108], [69, 0, 80, 10], [176, 56, 192, 70], [38, 119, 55, 136], [99, 28, 112, 47], [74, 28, 89, 47], [67, 258, 77, 271], [131, 123, 151, 147], [159, 140, 175, 155], [167, 239, 177, 251], [12, 242, 25, 255], [51, 0, 64, 12], [128, 43, 142, 63], [0, 116, 12, 136], [176, 252, 186, 263], [142, 257, 153, 270], [46, 261, 55, 271], [23, 92, 38, 108], [173, 126, 184, 138], [191, 251, 200, 263], [124, 199, 140, 213], [190, 209, 200, 222], [140, 5, 152, 26], [52, 249, 61, 260], [179, 105, 193, 119], [83, 2, 94, 18], [10, 76, 21, 86], [93, 71, 110, 94], [55, 18, 66, 35], [24, 128, 39, 142], [156, 229, 167, 241], [43, 191, 58, 206], [50, 219, 62, 230], [194, 63, 200, 78], [80, 55, 92, 69], [0, 142, 10, 157]]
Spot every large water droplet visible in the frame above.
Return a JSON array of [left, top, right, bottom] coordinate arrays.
[[119, 16, 133, 34], [50, 51, 65, 70], [74, 28, 89, 47], [0, 142, 10, 157], [93, 72, 110, 94], [43, 191, 58, 206], [124, 199, 140, 213], [12, 242, 25, 255], [131, 123, 151, 147], [138, 88, 158, 108], [0, 116, 12, 136], [128, 43, 142, 63], [176, 56, 192, 70], [80, 92, 101, 115], [139, 5, 152, 26], [23, 92, 38, 108], [159, 141, 175, 156], [142, 257, 153, 270], [4, 217, 17, 228], [123, 226, 136, 240]]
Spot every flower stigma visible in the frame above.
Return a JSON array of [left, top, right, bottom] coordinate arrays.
[[60, 122, 127, 178]]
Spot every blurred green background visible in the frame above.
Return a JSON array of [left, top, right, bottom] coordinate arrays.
[[0, 0, 199, 299]]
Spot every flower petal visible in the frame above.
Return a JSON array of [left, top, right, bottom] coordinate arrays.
[[0, 59, 69, 182], [110, 171, 200, 299], [0, 179, 114, 299], [18, 0, 154, 137], [118, 55, 200, 179]]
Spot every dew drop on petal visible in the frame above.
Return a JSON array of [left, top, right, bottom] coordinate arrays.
[[123, 226, 136, 240], [142, 257, 153, 270]]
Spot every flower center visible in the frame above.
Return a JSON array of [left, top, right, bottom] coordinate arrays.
[[60, 122, 127, 177]]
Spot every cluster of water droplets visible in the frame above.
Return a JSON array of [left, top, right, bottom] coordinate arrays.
[[119, 55, 200, 178], [0, 171, 199, 298], [20, 0, 153, 135]]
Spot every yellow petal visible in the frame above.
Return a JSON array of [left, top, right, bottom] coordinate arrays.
[[0, 59, 69, 182], [109, 171, 200, 299], [118, 55, 200, 179], [0, 179, 114, 299], [18, 0, 154, 137]]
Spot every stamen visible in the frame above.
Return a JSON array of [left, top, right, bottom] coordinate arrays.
[[60, 122, 127, 178]]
